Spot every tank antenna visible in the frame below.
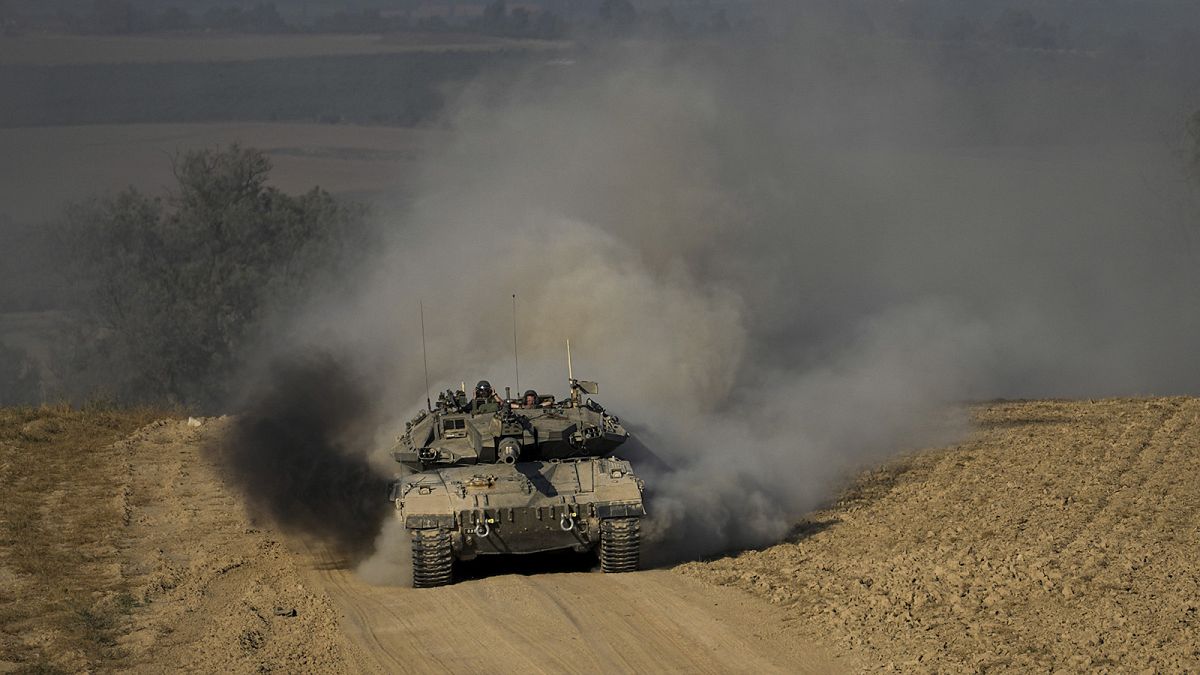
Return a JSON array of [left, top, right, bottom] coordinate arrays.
[[566, 338, 574, 382], [566, 338, 576, 406], [420, 300, 431, 412], [512, 293, 520, 394]]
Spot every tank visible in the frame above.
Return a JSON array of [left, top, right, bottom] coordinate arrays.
[[387, 378, 646, 587]]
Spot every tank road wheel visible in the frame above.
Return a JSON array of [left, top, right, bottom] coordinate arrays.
[[411, 528, 453, 588], [599, 517, 641, 573]]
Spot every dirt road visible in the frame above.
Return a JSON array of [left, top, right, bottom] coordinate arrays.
[[304, 541, 838, 674]]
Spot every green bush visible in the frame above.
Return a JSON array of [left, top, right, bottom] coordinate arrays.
[[56, 144, 367, 409]]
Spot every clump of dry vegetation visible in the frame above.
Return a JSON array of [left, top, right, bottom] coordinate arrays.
[[0, 404, 173, 673]]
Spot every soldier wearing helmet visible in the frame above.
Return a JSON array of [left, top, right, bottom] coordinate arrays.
[[521, 389, 539, 408], [469, 380, 502, 414]]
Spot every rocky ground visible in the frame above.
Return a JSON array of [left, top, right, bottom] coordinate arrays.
[[2, 398, 1197, 673]]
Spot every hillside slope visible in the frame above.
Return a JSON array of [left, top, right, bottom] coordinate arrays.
[[680, 398, 1200, 671]]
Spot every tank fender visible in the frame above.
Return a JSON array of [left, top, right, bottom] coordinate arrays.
[[405, 513, 456, 529], [595, 503, 645, 519]]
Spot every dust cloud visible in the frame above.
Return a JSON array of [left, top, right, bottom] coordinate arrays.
[[356, 518, 414, 587], [251, 33, 1199, 567]]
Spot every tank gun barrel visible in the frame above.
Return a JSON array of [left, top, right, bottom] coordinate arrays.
[[497, 438, 521, 465]]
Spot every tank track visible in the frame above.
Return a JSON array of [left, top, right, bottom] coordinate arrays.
[[411, 528, 453, 588], [599, 517, 641, 573]]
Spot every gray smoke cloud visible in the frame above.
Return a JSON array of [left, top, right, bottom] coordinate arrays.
[[292, 36, 1199, 568]]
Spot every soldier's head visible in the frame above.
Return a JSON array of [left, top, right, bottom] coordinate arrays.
[[523, 390, 538, 407], [474, 380, 493, 399]]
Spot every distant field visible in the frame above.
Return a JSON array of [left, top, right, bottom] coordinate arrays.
[[0, 48, 533, 128], [0, 32, 568, 66], [0, 122, 440, 221], [0, 121, 439, 388]]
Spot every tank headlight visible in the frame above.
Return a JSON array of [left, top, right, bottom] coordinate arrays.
[[418, 486, 432, 495], [610, 469, 624, 478]]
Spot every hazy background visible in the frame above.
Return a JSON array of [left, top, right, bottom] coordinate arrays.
[[2, 0, 1200, 561]]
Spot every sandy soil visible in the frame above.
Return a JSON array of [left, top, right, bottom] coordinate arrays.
[[681, 397, 1200, 672], [4, 398, 1197, 672], [305, 542, 837, 674]]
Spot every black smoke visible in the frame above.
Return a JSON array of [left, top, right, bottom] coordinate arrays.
[[207, 352, 390, 559]]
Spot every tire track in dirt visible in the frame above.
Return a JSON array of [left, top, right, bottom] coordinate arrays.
[[1053, 398, 1189, 556], [299, 540, 842, 674]]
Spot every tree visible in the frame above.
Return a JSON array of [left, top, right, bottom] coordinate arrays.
[[56, 145, 367, 408]]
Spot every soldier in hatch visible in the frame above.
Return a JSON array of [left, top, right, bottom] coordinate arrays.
[[469, 380, 503, 414]]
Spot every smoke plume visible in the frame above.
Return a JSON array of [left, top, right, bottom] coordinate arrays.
[[208, 353, 391, 559]]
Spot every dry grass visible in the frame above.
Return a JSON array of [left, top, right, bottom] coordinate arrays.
[[0, 404, 176, 673]]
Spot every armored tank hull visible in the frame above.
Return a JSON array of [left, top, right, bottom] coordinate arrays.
[[391, 458, 644, 586], [387, 380, 646, 587]]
